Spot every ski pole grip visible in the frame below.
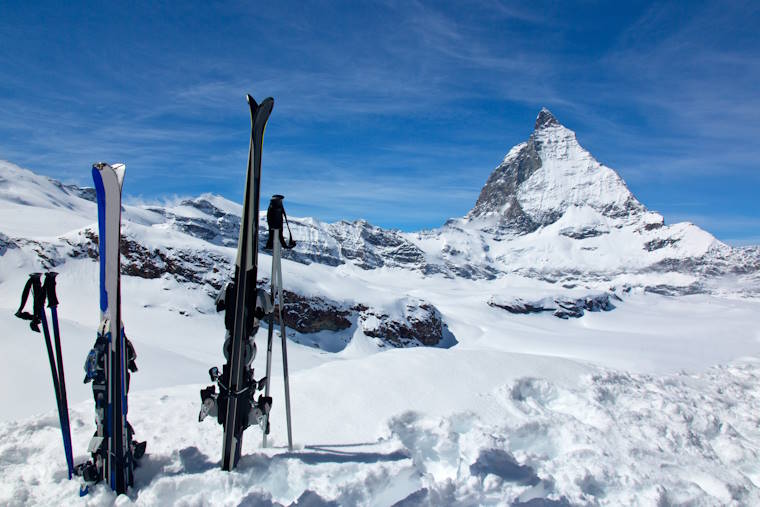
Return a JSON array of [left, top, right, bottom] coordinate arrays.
[[44, 272, 59, 308], [14, 274, 41, 330]]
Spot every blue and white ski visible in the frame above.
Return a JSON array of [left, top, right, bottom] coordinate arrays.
[[77, 162, 143, 495]]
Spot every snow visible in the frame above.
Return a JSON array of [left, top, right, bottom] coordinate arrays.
[[0, 160, 96, 238], [1, 118, 760, 506], [2, 243, 760, 505]]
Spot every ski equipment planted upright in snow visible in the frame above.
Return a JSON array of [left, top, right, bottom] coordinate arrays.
[[199, 95, 274, 471], [76, 163, 145, 495], [261, 194, 296, 450], [15, 271, 75, 479]]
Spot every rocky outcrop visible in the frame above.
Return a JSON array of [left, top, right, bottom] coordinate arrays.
[[0, 232, 18, 256], [488, 293, 618, 319], [272, 218, 429, 272], [275, 291, 352, 334], [251, 285, 448, 348], [358, 299, 444, 347], [150, 196, 432, 273], [559, 226, 609, 240], [66, 229, 229, 290], [469, 140, 543, 233], [644, 238, 680, 251]]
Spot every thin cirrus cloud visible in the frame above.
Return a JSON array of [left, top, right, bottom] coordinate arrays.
[[0, 1, 758, 241]]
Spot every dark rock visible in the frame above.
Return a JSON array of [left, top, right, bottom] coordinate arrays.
[[644, 238, 680, 251], [67, 229, 229, 290], [644, 283, 704, 296], [644, 220, 664, 231], [359, 301, 444, 347], [488, 298, 549, 314], [469, 140, 543, 231], [489, 293, 616, 319], [49, 179, 97, 203], [534, 108, 560, 130], [553, 300, 585, 319], [277, 291, 352, 334], [180, 198, 227, 219], [559, 226, 608, 239], [0, 232, 18, 255]]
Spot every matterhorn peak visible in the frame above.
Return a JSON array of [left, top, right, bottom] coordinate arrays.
[[468, 108, 646, 230], [534, 107, 560, 130]]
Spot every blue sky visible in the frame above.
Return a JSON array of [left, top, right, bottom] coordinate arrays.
[[1, 1, 758, 244]]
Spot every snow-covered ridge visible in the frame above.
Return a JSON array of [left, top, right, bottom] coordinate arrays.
[[1, 107, 758, 303]]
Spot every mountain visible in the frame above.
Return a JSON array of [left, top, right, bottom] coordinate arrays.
[[1, 108, 759, 324], [3, 118, 760, 506], [411, 109, 760, 295], [469, 108, 645, 228]]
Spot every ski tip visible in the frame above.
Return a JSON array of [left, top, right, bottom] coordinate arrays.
[[79, 485, 89, 497], [113, 163, 126, 187], [91, 162, 126, 172], [246, 95, 274, 108]]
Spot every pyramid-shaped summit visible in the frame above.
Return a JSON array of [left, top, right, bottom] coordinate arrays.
[[534, 107, 560, 130], [468, 108, 646, 233]]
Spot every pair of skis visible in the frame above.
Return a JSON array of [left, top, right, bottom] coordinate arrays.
[[200, 95, 283, 470], [15, 271, 74, 479], [76, 163, 144, 495]]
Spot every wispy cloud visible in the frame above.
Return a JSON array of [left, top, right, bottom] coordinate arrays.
[[0, 1, 758, 238]]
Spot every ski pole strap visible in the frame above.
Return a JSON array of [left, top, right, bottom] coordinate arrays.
[[15, 273, 45, 332], [44, 272, 59, 308], [281, 209, 296, 249]]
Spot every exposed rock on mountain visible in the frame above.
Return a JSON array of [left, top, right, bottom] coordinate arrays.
[[468, 108, 645, 230], [488, 293, 618, 319], [272, 217, 428, 271], [1, 105, 759, 353], [357, 298, 445, 347], [274, 291, 352, 334]]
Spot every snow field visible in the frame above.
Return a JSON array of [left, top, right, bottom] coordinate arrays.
[[2, 354, 759, 505]]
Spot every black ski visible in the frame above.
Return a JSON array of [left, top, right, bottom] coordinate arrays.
[[199, 95, 274, 470]]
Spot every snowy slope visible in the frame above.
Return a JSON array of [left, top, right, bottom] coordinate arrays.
[[0, 160, 97, 238], [2, 296, 760, 505], [1, 106, 760, 507]]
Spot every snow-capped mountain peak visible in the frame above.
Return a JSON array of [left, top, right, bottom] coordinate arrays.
[[1, 103, 758, 305], [468, 108, 645, 232], [534, 107, 560, 130]]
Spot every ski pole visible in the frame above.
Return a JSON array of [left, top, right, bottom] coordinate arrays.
[[15, 273, 73, 479], [44, 272, 75, 479]]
